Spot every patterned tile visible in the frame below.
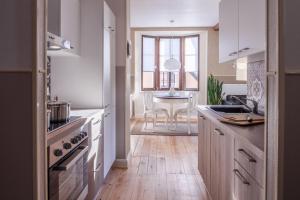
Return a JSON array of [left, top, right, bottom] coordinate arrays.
[[247, 60, 265, 112]]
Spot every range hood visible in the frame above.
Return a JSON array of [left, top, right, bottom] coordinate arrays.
[[47, 32, 72, 51], [47, 0, 76, 56]]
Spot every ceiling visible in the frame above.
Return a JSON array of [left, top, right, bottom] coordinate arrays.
[[130, 0, 220, 28]]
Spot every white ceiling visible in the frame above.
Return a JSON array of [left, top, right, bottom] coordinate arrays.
[[130, 0, 220, 28]]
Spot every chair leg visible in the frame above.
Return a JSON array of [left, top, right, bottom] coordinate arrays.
[[144, 113, 147, 128], [165, 113, 168, 126], [174, 113, 178, 129], [187, 110, 191, 135]]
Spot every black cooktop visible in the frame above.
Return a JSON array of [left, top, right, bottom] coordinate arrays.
[[48, 116, 81, 133]]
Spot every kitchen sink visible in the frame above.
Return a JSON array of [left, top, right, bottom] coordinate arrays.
[[208, 106, 250, 114]]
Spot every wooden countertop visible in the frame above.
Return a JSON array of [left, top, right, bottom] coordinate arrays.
[[197, 105, 265, 154]]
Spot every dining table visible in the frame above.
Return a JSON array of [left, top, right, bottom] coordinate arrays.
[[153, 94, 192, 134]]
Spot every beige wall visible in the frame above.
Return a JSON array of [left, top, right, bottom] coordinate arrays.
[[130, 27, 243, 117], [207, 29, 243, 84], [131, 27, 241, 86]]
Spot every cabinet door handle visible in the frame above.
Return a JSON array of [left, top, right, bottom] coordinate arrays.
[[233, 169, 250, 185], [214, 129, 224, 136], [104, 113, 111, 118], [238, 47, 250, 53], [229, 51, 238, 56], [238, 149, 256, 163], [38, 69, 46, 74], [105, 104, 110, 109], [199, 116, 206, 120]]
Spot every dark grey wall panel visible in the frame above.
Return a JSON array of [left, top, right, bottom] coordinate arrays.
[[0, 1, 34, 70], [283, 75, 300, 200], [0, 73, 34, 199], [283, 1, 300, 69]]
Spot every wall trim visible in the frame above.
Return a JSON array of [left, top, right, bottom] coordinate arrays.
[[112, 150, 132, 169]]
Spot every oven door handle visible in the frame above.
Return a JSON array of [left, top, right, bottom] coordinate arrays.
[[54, 145, 88, 171]]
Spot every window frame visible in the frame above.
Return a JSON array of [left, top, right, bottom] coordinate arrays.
[[182, 35, 200, 91], [141, 34, 200, 91], [141, 35, 157, 91]]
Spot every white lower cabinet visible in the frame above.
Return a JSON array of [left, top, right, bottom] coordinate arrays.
[[87, 112, 104, 200]]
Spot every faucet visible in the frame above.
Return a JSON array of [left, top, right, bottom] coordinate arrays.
[[231, 96, 259, 114]]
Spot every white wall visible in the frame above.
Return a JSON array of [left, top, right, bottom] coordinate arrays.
[[133, 30, 208, 118], [222, 84, 247, 97], [51, 0, 104, 109]]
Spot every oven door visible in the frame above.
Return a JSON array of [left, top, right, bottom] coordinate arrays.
[[48, 143, 88, 200]]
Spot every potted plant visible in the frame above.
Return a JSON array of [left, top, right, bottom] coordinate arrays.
[[207, 74, 224, 105]]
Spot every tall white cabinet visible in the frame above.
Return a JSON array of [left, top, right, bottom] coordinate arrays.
[[103, 2, 116, 177]]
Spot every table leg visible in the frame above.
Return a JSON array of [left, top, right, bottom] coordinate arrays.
[[170, 103, 174, 128], [187, 109, 191, 134]]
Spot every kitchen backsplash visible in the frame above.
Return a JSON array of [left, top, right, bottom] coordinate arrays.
[[247, 59, 265, 112]]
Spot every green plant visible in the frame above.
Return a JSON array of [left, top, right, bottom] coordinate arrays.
[[207, 74, 224, 105]]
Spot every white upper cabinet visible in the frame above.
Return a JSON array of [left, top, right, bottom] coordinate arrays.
[[238, 0, 266, 58], [48, 0, 81, 56], [104, 3, 116, 31], [60, 0, 81, 55], [219, 0, 238, 63], [219, 0, 266, 63]]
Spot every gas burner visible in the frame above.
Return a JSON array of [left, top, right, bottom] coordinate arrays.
[[48, 116, 81, 133]]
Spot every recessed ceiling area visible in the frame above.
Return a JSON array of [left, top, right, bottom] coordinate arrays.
[[130, 0, 220, 28]]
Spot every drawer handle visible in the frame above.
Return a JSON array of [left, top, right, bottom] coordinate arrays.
[[214, 129, 224, 136], [199, 116, 206, 120], [93, 119, 101, 126], [238, 149, 256, 163], [93, 134, 103, 141], [93, 163, 102, 172], [233, 169, 250, 185]]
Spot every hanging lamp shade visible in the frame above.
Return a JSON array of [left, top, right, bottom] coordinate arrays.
[[164, 58, 181, 72]]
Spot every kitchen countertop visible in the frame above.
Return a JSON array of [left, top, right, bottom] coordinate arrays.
[[197, 105, 265, 154], [70, 109, 104, 120]]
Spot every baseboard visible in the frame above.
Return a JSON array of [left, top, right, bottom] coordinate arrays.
[[134, 114, 144, 119], [112, 150, 132, 169]]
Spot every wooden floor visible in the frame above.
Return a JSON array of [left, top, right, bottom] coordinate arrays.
[[97, 135, 210, 200]]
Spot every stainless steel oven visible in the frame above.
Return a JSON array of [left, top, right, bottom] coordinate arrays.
[[48, 122, 89, 200]]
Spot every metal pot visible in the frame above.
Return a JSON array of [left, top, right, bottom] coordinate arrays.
[[47, 100, 70, 123], [47, 109, 51, 129]]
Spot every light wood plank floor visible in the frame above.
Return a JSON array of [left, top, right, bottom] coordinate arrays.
[[97, 135, 210, 200]]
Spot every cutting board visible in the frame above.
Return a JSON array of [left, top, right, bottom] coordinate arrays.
[[218, 113, 265, 126]]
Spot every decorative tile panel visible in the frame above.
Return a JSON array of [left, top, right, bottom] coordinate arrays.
[[247, 60, 266, 112]]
